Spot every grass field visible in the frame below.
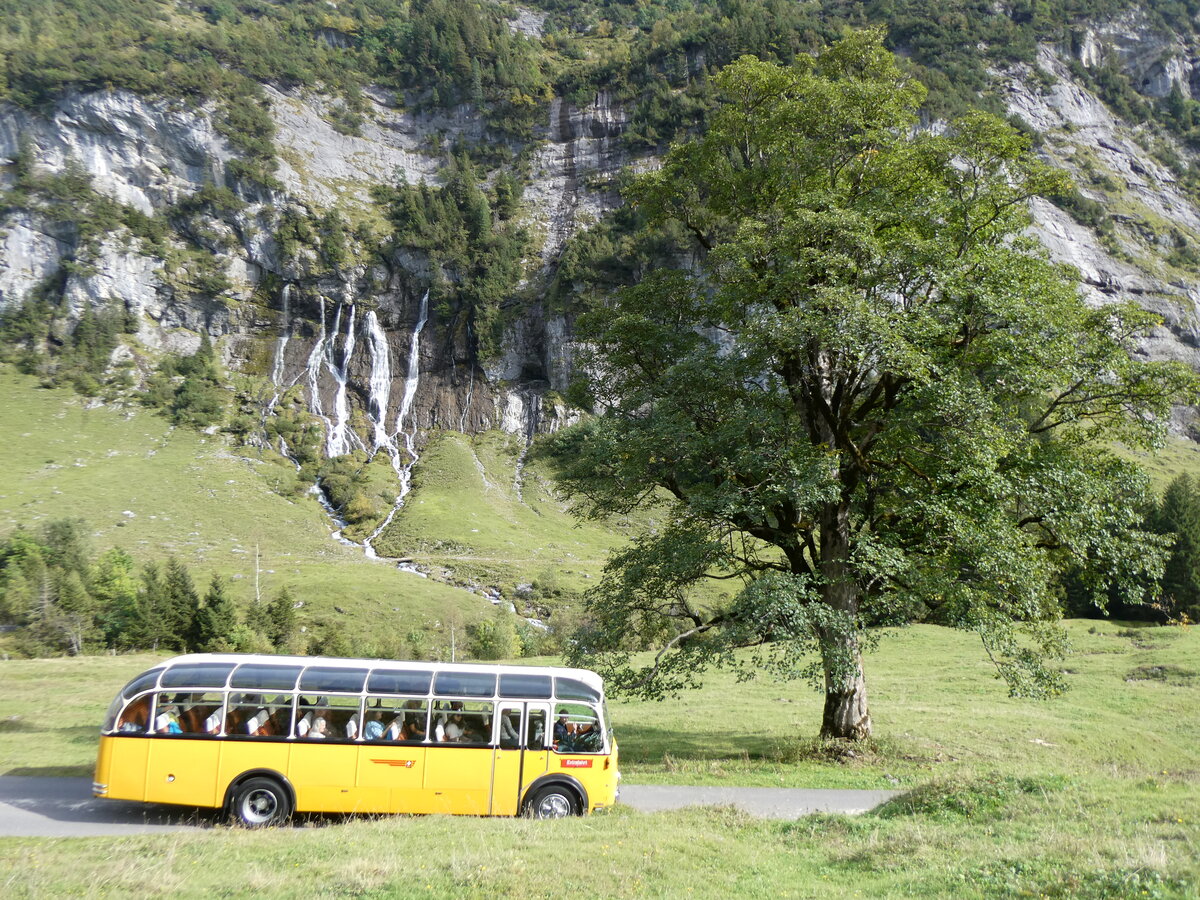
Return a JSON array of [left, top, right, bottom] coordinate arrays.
[[1, 621, 1197, 897]]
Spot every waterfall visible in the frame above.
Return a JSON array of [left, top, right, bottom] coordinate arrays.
[[395, 290, 430, 446], [364, 290, 430, 559], [262, 283, 302, 424], [305, 297, 333, 436], [270, 283, 292, 389], [364, 310, 399, 470], [325, 303, 361, 458], [511, 391, 540, 505], [459, 322, 476, 433]]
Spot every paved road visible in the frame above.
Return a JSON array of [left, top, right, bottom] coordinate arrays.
[[0, 777, 901, 837], [618, 784, 900, 819]]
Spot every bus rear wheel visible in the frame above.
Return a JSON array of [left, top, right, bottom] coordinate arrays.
[[231, 777, 292, 827], [527, 785, 581, 819]]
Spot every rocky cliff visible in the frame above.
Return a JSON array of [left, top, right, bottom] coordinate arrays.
[[3, 12, 1200, 454]]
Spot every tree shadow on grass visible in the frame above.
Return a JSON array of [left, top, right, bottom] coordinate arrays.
[[5, 765, 92, 776], [616, 723, 779, 764]]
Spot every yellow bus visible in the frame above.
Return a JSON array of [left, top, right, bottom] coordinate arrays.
[[93, 653, 619, 825]]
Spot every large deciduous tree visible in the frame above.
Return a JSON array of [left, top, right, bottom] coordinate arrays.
[[555, 31, 1197, 739]]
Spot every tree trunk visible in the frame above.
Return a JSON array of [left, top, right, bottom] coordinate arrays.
[[819, 631, 872, 740], [817, 501, 872, 740]]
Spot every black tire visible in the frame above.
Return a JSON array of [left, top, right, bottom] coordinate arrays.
[[526, 784, 581, 819], [230, 776, 292, 827]]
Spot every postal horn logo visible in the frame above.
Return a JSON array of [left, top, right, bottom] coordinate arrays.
[[371, 758, 416, 768]]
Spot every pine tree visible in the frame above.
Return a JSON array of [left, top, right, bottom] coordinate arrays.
[[265, 587, 297, 650], [55, 568, 97, 655], [137, 561, 172, 650], [163, 557, 201, 650], [1149, 474, 1200, 617], [195, 574, 239, 651], [92, 548, 140, 648]]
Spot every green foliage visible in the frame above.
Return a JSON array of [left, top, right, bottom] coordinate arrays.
[[317, 455, 375, 523], [265, 587, 299, 650], [375, 153, 531, 359], [365, 0, 549, 135], [466, 606, 521, 660], [874, 774, 1068, 821], [141, 333, 227, 428], [194, 574, 240, 651], [1145, 474, 1200, 622], [553, 34, 1200, 739], [0, 518, 288, 656]]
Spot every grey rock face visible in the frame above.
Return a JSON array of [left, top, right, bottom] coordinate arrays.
[[1002, 44, 1200, 378], [3, 31, 1200, 445], [1074, 10, 1193, 100], [0, 90, 234, 213]]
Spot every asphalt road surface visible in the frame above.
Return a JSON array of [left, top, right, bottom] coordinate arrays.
[[0, 777, 902, 838]]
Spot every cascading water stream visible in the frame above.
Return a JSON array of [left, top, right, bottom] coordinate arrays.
[[326, 303, 359, 457], [363, 291, 429, 560], [269, 284, 292, 391], [363, 310, 400, 471], [459, 322, 476, 433]]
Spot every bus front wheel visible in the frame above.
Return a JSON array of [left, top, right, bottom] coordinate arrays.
[[231, 777, 292, 827], [527, 785, 581, 819]]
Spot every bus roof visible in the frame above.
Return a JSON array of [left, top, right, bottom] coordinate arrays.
[[148, 653, 605, 695]]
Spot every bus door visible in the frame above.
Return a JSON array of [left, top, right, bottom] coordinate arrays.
[[490, 702, 551, 815]]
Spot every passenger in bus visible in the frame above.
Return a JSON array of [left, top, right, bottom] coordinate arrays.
[[499, 712, 520, 748], [383, 714, 403, 741], [309, 717, 328, 739], [296, 710, 313, 738], [400, 702, 426, 741], [204, 709, 221, 735], [435, 702, 466, 742], [345, 713, 359, 740], [462, 711, 488, 743], [155, 701, 182, 734], [363, 709, 385, 741], [575, 719, 603, 751], [553, 709, 571, 750]]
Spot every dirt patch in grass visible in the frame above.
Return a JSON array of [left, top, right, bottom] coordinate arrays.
[[1125, 664, 1199, 686], [1116, 628, 1180, 650]]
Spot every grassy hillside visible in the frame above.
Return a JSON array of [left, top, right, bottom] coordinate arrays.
[[373, 430, 638, 599], [0, 367, 627, 648], [1, 620, 1196, 897]]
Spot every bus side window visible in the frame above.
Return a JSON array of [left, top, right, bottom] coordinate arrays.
[[553, 703, 603, 753], [297, 695, 359, 739], [170, 692, 223, 734], [227, 694, 291, 737], [527, 710, 547, 751], [117, 695, 152, 733], [365, 697, 428, 742]]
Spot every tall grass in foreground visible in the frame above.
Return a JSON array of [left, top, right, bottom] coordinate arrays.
[[1, 620, 1198, 896]]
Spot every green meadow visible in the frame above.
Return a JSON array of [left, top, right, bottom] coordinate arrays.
[[1, 620, 1198, 897]]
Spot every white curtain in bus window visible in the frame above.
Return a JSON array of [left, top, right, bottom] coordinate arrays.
[[432, 700, 493, 744], [553, 702, 603, 753], [296, 694, 361, 740], [154, 692, 224, 734], [227, 693, 293, 737], [361, 697, 429, 742]]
